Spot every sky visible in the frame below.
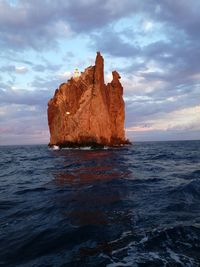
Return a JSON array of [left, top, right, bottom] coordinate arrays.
[[0, 0, 199, 145]]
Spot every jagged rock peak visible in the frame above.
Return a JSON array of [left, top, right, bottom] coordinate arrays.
[[47, 52, 130, 148]]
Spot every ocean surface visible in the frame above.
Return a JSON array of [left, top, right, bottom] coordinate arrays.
[[0, 141, 200, 267]]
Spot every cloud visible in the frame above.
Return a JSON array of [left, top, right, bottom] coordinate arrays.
[[1, 0, 199, 52], [0, 104, 49, 145], [126, 105, 200, 141], [0, 0, 200, 144], [0, 90, 50, 145], [0, 0, 72, 50], [0, 87, 52, 107], [57, 71, 73, 80], [127, 105, 200, 132], [15, 66, 28, 73], [0, 0, 139, 51], [64, 0, 141, 32], [154, 1, 200, 40], [90, 29, 140, 58], [0, 0, 157, 51], [32, 62, 61, 73], [0, 65, 28, 74]]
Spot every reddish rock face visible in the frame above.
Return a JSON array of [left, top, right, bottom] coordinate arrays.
[[47, 52, 129, 147]]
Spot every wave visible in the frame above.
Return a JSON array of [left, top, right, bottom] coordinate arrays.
[[1, 141, 200, 266], [106, 225, 200, 267], [15, 187, 49, 195]]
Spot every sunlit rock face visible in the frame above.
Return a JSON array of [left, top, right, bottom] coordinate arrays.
[[47, 52, 129, 147]]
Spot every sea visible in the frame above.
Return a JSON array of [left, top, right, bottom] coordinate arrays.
[[0, 140, 200, 267]]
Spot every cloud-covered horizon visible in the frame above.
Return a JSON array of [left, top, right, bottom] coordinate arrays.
[[0, 0, 199, 145]]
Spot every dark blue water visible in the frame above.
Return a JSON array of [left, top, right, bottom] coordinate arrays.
[[0, 141, 200, 267]]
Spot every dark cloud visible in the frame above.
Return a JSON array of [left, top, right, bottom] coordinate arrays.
[[0, 0, 199, 143], [0, 0, 141, 50], [125, 91, 199, 128], [0, 71, 68, 108], [1, 0, 199, 51], [124, 69, 200, 125], [154, 1, 200, 40], [64, 0, 141, 32], [0, 87, 52, 107], [0, 110, 49, 145], [90, 29, 140, 58], [30, 75, 63, 91], [0, 87, 51, 145], [0, 0, 70, 50]]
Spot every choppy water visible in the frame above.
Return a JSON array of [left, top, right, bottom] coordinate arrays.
[[0, 141, 200, 267]]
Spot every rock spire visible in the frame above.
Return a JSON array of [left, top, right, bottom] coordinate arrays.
[[47, 52, 130, 147]]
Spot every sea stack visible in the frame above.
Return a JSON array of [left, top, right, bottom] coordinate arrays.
[[47, 52, 129, 147]]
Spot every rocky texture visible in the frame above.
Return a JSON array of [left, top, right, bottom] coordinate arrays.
[[47, 52, 130, 147]]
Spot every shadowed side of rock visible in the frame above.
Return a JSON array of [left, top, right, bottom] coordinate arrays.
[[47, 52, 130, 147]]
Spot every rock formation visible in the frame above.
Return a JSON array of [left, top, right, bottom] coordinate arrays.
[[47, 52, 130, 147]]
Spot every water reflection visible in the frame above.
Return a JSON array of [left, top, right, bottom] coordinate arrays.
[[53, 149, 131, 186], [52, 149, 132, 228]]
